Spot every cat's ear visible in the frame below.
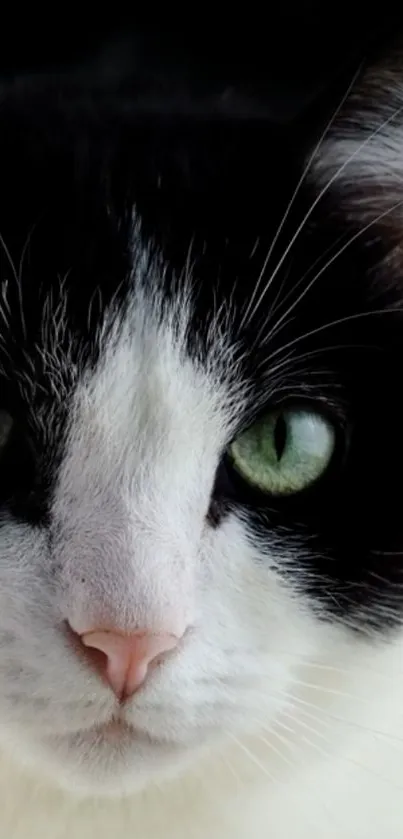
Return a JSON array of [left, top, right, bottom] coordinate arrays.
[[311, 37, 403, 245]]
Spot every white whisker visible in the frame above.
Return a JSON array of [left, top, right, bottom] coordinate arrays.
[[260, 300, 403, 370], [227, 732, 280, 784], [0, 229, 26, 340], [244, 101, 403, 333], [239, 63, 363, 330], [258, 731, 296, 771], [267, 228, 353, 327], [255, 194, 403, 351], [283, 693, 403, 743], [278, 706, 403, 791]]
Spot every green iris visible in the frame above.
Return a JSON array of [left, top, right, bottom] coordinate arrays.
[[229, 408, 335, 496]]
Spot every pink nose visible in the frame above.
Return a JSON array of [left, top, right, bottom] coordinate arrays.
[[77, 629, 180, 700]]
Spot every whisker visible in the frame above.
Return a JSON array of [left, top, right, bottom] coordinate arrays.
[[249, 236, 260, 260], [279, 706, 331, 741], [283, 657, 403, 680], [226, 732, 280, 784], [258, 730, 297, 770], [0, 229, 26, 340], [260, 299, 403, 370], [244, 102, 403, 334], [0, 277, 10, 317], [278, 706, 403, 790], [239, 63, 363, 330], [256, 342, 372, 379], [287, 678, 384, 703], [18, 222, 37, 283], [283, 693, 403, 741], [254, 195, 403, 352], [265, 261, 294, 319], [219, 752, 245, 787], [240, 703, 403, 801], [256, 721, 338, 830], [262, 226, 360, 334]]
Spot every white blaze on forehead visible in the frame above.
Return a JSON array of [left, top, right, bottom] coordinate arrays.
[[51, 282, 241, 636]]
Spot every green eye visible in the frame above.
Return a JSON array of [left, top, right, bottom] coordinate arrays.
[[229, 408, 335, 496]]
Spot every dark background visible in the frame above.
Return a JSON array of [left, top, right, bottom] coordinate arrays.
[[0, 7, 402, 123]]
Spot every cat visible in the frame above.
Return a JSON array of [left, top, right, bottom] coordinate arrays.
[[1, 27, 403, 839]]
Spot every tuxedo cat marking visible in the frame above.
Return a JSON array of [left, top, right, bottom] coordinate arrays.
[[1, 36, 403, 838]]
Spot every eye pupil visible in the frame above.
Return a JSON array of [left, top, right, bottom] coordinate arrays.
[[273, 413, 287, 462], [228, 407, 335, 497]]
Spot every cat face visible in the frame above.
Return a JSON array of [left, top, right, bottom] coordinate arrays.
[[0, 51, 402, 796]]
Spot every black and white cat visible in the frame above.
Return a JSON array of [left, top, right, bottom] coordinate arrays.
[[1, 27, 403, 839]]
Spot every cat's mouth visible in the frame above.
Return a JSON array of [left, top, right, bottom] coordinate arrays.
[[70, 714, 179, 751], [75, 715, 159, 747], [89, 718, 138, 743], [36, 713, 187, 796]]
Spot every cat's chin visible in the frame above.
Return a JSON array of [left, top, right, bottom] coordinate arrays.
[[21, 718, 199, 798]]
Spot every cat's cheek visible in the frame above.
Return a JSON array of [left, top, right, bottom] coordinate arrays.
[[198, 512, 326, 696]]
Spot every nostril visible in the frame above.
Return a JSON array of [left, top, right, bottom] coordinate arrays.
[[81, 643, 110, 685], [65, 622, 182, 700], [64, 622, 111, 688]]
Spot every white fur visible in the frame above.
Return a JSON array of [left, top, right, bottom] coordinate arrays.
[[1, 235, 403, 837], [1, 631, 403, 838]]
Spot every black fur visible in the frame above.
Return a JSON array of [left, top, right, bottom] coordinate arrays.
[[1, 27, 403, 632]]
